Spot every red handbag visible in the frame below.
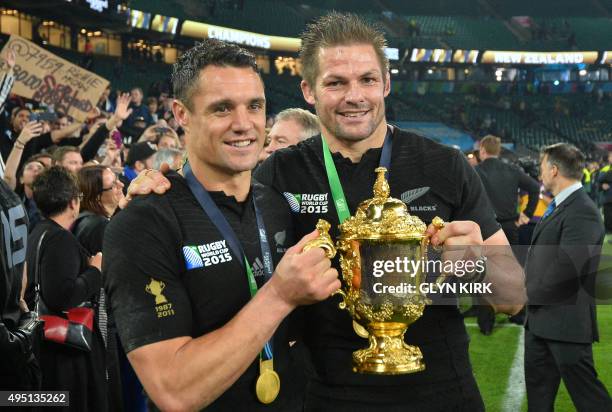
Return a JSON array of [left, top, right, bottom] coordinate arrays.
[[34, 231, 95, 352]]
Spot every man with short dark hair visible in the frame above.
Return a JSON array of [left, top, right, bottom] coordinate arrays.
[[525, 143, 611, 411], [103, 39, 339, 411], [125, 87, 153, 129], [52, 146, 83, 174]]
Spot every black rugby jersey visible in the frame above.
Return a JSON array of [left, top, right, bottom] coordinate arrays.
[[255, 128, 500, 403], [103, 172, 301, 411], [0, 179, 28, 329]]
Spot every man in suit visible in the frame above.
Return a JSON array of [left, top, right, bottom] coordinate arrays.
[[525, 143, 611, 411]]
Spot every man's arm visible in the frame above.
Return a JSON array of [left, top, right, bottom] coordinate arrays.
[[429, 223, 526, 314], [50, 121, 82, 144], [481, 228, 527, 313], [428, 152, 526, 314], [81, 93, 133, 157], [104, 199, 339, 411], [3, 121, 43, 190], [0, 49, 15, 113], [130, 233, 337, 411]]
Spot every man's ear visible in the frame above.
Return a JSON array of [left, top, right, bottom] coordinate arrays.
[[301, 80, 316, 106], [552, 164, 560, 178], [70, 198, 79, 212], [172, 100, 190, 133], [383, 71, 391, 97]]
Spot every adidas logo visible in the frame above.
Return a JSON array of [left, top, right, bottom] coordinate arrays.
[[252, 257, 265, 278]]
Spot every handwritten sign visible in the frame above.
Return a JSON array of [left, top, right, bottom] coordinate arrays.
[[0, 35, 109, 122]]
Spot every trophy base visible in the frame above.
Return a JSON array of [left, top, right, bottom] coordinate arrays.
[[352, 322, 425, 375]]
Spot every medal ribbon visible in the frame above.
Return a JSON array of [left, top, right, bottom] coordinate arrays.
[[321, 127, 393, 223], [184, 161, 274, 360]]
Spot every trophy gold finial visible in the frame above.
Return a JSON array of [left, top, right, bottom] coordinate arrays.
[[373, 167, 390, 200]]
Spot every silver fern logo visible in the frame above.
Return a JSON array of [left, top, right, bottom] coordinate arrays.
[[283, 192, 301, 213], [183, 246, 204, 269], [401, 187, 430, 204]]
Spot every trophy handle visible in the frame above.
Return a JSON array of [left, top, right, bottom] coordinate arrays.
[[424, 217, 451, 291], [303, 219, 344, 299], [333, 288, 348, 307], [303, 219, 337, 259]]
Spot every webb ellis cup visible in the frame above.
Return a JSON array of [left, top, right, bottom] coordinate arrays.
[[305, 167, 445, 375]]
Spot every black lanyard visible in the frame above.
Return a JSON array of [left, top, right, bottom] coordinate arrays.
[[183, 161, 274, 360], [379, 126, 393, 173]]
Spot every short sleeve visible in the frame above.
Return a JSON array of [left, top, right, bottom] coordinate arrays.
[[451, 151, 501, 240], [102, 196, 193, 353]]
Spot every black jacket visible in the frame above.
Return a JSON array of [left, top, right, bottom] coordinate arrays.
[[525, 188, 603, 343], [26, 219, 108, 411], [475, 157, 540, 221]]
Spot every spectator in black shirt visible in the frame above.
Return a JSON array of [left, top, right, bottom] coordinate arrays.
[[14, 157, 45, 232], [476, 135, 540, 246], [474, 136, 539, 333], [124, 87, 153, 129], [26, 167, 106, 411], [1, 107, 83, 166]]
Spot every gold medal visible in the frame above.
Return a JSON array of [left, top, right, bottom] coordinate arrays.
[[353, 320, 369, 338], [255, 358, 280, 404]]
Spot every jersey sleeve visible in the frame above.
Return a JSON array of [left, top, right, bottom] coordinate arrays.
[[253, 153, 277, 187], [102, 196, 193, 353], [451, 151, 501, 240]]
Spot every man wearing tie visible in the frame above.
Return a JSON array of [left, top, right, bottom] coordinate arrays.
[[525, 143, 611, 411]]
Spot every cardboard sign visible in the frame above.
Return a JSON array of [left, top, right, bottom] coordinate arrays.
[[0, 35, 109, 122]]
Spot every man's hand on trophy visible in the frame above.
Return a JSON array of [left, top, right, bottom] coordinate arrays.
[[268, 229, 340, 308], [426, 220, 484, 272]]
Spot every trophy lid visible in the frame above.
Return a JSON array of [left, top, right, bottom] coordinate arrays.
[[338, 167, 427, 240]]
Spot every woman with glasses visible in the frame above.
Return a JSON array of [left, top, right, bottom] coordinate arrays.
[[73, 165, 125, 411], [74, 165, 126, 254], [25, 166, 106, 411]]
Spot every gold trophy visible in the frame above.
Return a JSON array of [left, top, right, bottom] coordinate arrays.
[[305, 167, 445, 375]]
